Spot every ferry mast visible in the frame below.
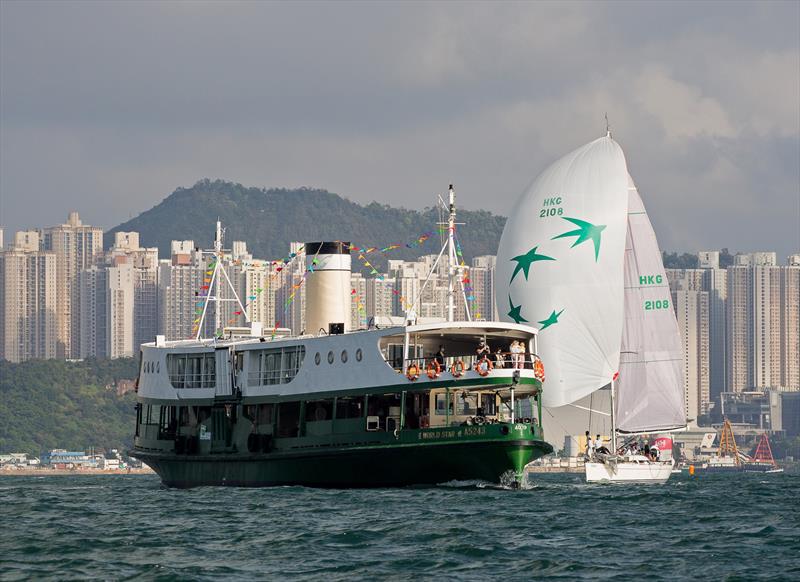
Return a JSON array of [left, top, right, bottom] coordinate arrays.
[[195, 220, 250, 340], [407, 185, 472, 324]]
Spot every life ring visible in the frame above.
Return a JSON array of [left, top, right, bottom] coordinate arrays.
[[426, 359, 442, 379], [533, 357, 545, 382], [406, 363, 420, 381], [450, 360, 465, 378], [475, 357, 493, 377]]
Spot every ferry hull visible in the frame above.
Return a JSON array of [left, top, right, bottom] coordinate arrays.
[[135, 439, 553, 488]]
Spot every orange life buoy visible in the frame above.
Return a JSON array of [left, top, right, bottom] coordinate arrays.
[[426, 359, 442, 379], [533, 357, 545, 382], [475, 357, 493, 377], [450, 360, 465, 378], [406, 363, 420, 381]]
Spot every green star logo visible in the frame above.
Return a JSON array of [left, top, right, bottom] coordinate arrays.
[[552, 217, 606, 261], [509, 246, 555, 283], [537, 309, 564, 331], [507, 295, 528, 324]]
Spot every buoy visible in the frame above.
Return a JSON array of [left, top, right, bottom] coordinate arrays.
[[689, 465, 695, 476]]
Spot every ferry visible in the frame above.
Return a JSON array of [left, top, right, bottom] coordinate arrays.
[[131, 192, 553, 488]]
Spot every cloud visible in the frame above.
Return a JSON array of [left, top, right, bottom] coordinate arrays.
[[1, 1, 798, 259]]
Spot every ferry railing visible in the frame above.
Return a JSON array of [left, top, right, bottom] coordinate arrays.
[[393, 352, 541, 375], [168, 373, 216, 389]]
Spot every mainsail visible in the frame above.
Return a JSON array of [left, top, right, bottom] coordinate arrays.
[[615, 176, 686, 433], [496, 136, 629, 407]]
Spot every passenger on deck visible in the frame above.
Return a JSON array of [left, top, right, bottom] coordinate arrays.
[[494, 347, 505, 369], [585, 431, 594, 457], [595, 434, 610, 455], [643, 443, 651, 458], [435, 345, 445, 367], [476, 339, 490, 359]]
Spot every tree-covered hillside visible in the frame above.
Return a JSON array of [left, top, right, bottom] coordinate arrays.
[[107, 180, 506, 269], [0, 359, 139, 455]]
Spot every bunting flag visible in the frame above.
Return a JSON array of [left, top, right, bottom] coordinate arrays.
[[454, 233, 480, 319]]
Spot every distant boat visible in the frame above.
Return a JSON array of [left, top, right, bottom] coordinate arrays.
[[496, 130, 686, 484], [706, 420, 783, 474]]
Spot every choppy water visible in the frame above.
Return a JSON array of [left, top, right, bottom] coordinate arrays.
[[1, 471, 798, 580]]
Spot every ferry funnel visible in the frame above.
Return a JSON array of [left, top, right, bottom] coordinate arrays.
[[305, 242, 351, 335]]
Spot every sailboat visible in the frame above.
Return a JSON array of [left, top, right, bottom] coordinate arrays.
[[495, 129, 687, 484]]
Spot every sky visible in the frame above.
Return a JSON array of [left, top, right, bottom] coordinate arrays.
[[1, 0, 798, 260]]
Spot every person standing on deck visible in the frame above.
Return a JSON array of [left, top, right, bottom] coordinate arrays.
[[435, 345, 445, 368]]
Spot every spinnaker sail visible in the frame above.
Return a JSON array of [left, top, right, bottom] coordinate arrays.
[[496, 136, 629, 407]]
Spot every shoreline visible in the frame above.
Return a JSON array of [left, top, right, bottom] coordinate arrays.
[[1, 467, 154, 476]]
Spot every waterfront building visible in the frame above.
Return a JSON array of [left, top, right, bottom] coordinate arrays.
[[0, 232, 57, 362], [40, 212, 104, 358]]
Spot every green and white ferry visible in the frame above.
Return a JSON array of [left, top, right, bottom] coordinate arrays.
[[132, 191, 552, 488]]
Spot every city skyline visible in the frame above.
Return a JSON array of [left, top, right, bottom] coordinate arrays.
[[2, 211, 798, 425], [1, 2, 798, 260]]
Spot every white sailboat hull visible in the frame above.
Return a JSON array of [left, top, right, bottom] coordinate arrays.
[[585, 457, 673, 484]]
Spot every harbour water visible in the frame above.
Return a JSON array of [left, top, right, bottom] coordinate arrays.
[[1, 471, 797, 580]]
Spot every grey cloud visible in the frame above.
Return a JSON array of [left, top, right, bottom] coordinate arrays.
[[1, 0, 798, 259]]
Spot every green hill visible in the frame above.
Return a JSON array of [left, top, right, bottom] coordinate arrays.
[[107, 179, 506, 269], [0, 359, 138, 455]]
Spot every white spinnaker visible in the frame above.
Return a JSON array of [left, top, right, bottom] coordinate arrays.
[[496, 136, 628, 407], [615, 176, 686, 433]]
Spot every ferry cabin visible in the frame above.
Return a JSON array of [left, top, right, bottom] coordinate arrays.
[[132, 321, 552, 487]]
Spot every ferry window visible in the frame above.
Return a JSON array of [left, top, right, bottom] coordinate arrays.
[[327, 351, 334, 364], [368, 394, 400, 417], [249, 346, 306, 386], [356, 348, 363, 362], [341, 350, 348, 363], [167, 353, 215, 389], [456, 392, 479, 415], [315, 352, 321, 365], [146, 404, 161, 425], [336, 396, 364, 419], [305, 400, 334, 422], [480, 393, 497, 416], [434, 393, 453, 416], [277, 402, 301, 437], [257, 404, 274, 425], [262, 351, 280, 385]]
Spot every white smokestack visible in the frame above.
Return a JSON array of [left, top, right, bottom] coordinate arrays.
[[305, 242, 351, 335]]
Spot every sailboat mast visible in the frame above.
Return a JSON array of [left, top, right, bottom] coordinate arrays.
[[447, 185, 457, 323], [610, 377, 617, 453]]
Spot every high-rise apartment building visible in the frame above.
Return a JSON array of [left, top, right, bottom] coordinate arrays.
[[79, 263, 135, 359], [780, 261, 800, 390], [0, 232, 57, 362], [108, 232, 160, 350], [471, 255, 497, 321], [667, 269, 711, 419], [726, 252, 799, 393], [697, 251, 728, 403], [40, 212, 103, 358]]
